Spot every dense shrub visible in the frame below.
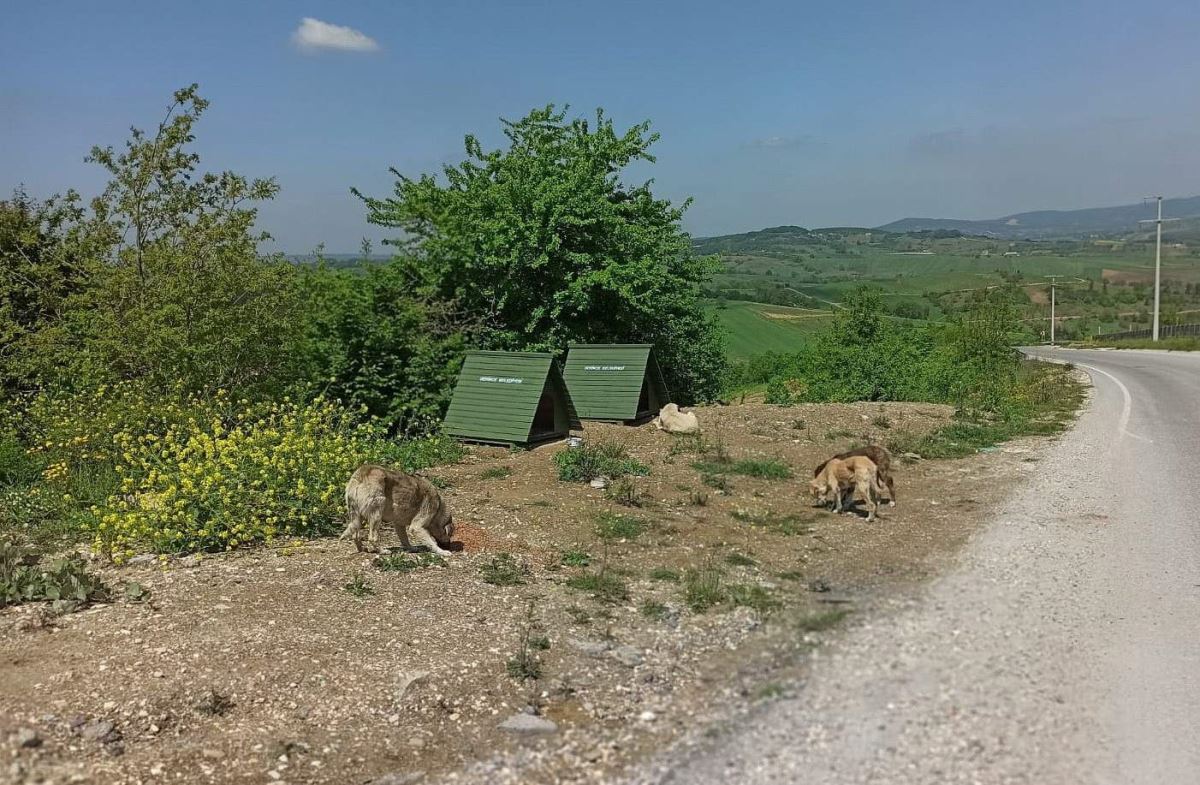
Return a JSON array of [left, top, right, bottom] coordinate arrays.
[[85, 394, 460, 559]]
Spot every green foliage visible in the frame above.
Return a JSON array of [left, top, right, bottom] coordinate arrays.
[[594, 512, 646, 541], [554, 441, 648, 482], [298, 257, 465, 434], [649, 567, 681, 582], [764, 377, 794, 406], [560, 549, 591, 567], [123, 580, 152, 603], [355, 105, 726, 403], [66, 86, 304, 397], [480, 465, 513, 480], [565, 570, 629, 604], [507, 600, 545, 681], [692, 458, 791, 479], [604, 476, 643, 507], [82, 392, 457, 559], [683, 567, 724, 612], [727, 583, 779, 613], [374, 552, 447, 572], [343, 572, 373, 597], [480, 553, 527, 586], [1, 541, 109, 613]]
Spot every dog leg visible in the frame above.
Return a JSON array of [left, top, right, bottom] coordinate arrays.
[[886, 473, 897, 507], [341, 513, 365, 552], [407, 522, 450, 557]]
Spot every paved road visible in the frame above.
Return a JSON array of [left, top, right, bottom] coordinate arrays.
[[634, 348, 1200, 785]]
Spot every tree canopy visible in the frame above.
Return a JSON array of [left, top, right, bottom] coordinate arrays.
[[354, 105, 726, 403]]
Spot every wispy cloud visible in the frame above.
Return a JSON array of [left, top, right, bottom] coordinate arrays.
[[292, 17, 380, 54], [748, 134, 820, 150]]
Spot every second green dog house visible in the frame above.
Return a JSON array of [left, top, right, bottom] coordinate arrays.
[[563, 344, 669, 423], [442, 351, 581, 446]]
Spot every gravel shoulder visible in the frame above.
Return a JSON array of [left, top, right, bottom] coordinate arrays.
[[2, 401, 1067, 785]]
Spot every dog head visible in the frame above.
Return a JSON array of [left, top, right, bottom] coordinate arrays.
[[809, 476, 829, 504], [429, 497, 455, 545]]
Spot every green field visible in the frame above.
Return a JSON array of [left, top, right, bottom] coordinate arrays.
[[698, 226, 1200, 352], [710, 301, 833, 358]]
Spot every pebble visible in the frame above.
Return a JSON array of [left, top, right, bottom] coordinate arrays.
[[497, 714, 558, 734], [15, 728, 42, 748]]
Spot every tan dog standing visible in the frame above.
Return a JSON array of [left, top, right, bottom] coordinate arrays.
[[809, 455, 886, 522], [813, 444, 896, 506], [342, 464, 455, 555]]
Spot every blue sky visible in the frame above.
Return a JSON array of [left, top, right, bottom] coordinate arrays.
[[4, 0, 1199, 252]]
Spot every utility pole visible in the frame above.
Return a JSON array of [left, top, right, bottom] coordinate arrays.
[[1047, 275, 1062, 345], [1139, 197, 1178, 341]]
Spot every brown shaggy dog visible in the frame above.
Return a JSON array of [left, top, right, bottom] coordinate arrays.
[[813, 444, 896, 506], [341, 465, 455, 555], [809, 455, 886, 522]]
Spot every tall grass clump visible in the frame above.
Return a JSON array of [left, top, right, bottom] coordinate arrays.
[[555, 441, 648, 482]]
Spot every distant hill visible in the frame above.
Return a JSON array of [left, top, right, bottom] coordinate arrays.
[[877, 196, 1200, 239]]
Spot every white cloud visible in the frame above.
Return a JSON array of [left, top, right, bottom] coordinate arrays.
[[292, 17, 380, 54]]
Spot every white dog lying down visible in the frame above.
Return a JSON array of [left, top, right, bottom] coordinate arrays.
[[653, 403, 700, 434], [341, 464, 455, 555]]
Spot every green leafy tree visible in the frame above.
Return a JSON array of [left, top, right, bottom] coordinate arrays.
[[0, 189, 96, 395], [64, 85, 304, 395], [299, 250, 465, 434], [354, 105, 726, 403]]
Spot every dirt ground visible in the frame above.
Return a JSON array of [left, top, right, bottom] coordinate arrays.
[[0, 402, 1053, 785]]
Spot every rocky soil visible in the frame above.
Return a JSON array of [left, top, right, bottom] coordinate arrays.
[[1, 402, 1048, 785]]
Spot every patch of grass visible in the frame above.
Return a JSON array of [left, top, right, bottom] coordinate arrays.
[[734, 509, 813, 536], [555, 441, 649, 483], [480, 553, 528, 586], [777, 570, 806, 581], [605, 476, 644, 507], [560, 549, 591, 568], [374, 552, 446, 573], [595, 512, 646, 542], [872, 415, 892, 429], [667, 432, 709, 456], [1, 541, 110, 613], [727, 583, 780, 613], [724, 552, 757, 567], [790, 419, 807, 430], [343, 572, 373, 597], [649, 567, 680, 582], [527, 500, 553, 508], [701, 473, 732, 493], [692, 458, 791, 480], [639, 600, 670, 621], [825, 429, 855, 441], [797, 608, 852, 632], [683, 567, 724, 613], [480, 465, 513, 480], [565, 570, 629, 604], [426, 476, 452, 490]]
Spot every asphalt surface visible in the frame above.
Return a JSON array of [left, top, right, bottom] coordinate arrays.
[[633, 348, 1200, 785]]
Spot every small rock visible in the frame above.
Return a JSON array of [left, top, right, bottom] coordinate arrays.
[[902, 452, 922, 461], [808, 578, 831, 593], [637, 711, 657, 723], [407, 737, 426, 750], [179, 555, 202, 568], [589, 477, 609, 489], [79, 719, 117, 743], [14, 728, 41, 748], [609, 645, 643, 668], [497, 714, 558, 734], [127, 554, 157, 566], [201, 748, 224, 761], [373, 773, 426, 785]]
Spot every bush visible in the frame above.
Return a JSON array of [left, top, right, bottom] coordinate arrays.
[[555, 441, 648, 482], [683, 567, 724, 612], [480, 553, 527, 586], [84, 392, 460, 559]]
